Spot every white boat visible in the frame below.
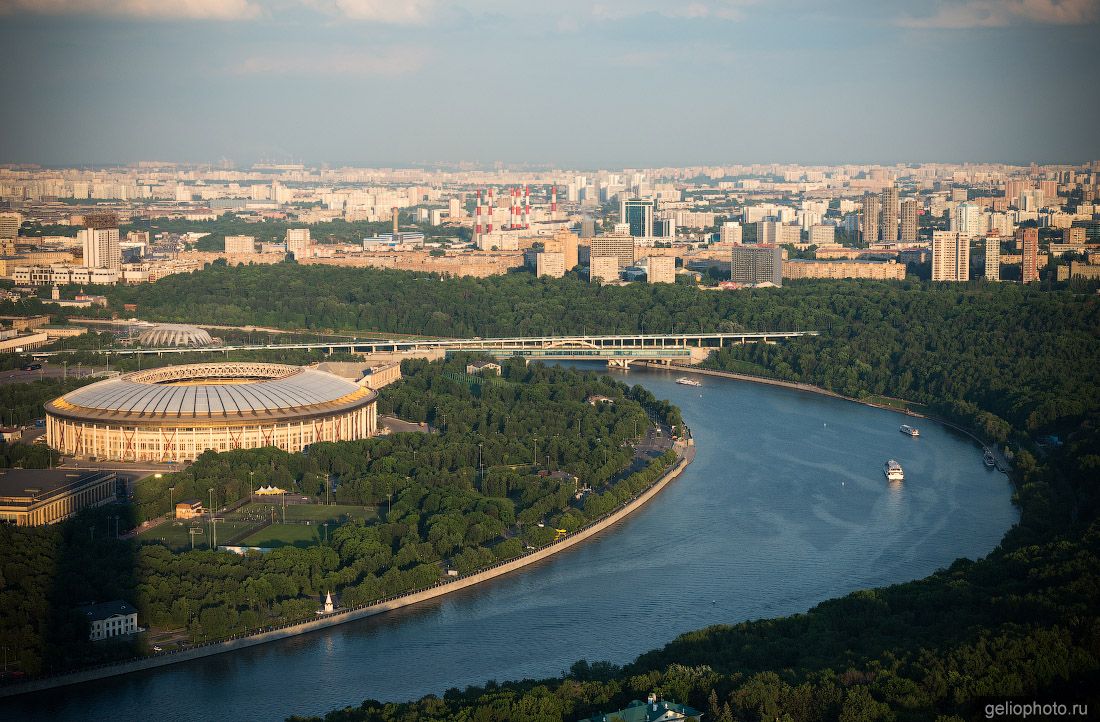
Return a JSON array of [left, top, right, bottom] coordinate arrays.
[[899, 424, 920, 437], [676, 377, 702, 387], [884, 459, 904, 482]]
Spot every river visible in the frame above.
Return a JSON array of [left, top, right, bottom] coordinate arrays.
[[7, 366, 1018, 721]]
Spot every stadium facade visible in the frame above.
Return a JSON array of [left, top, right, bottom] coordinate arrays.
[[45, 363, 378, 463]]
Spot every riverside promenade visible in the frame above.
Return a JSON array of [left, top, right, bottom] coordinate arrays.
[[0, 441, 695, 698]]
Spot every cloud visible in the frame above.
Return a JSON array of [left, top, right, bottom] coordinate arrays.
[[233, 47, 429, 76], [897, 0, 1099, 28], [302, 0, 437, 23], [0, 0, 261, 20]]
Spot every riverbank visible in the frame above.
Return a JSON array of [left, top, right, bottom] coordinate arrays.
[[638, 362, 1012, 473], [0, 442, 695, 699]]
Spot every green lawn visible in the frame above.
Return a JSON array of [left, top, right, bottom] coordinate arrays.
[[228, 502, 376, 524], [241, 523, 323, 548], [139, 519, 259, 550]]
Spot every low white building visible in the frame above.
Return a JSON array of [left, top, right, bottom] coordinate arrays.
[[79, 600, 140, 641]]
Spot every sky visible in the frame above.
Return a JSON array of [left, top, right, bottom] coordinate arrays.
[[0, 0, 1098, 167]]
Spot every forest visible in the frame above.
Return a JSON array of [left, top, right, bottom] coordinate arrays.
[[93, 264, 1098, 438], [0, 357, 681, 676]]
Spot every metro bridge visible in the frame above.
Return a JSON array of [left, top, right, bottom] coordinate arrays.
[[32, 331, 817, 368]]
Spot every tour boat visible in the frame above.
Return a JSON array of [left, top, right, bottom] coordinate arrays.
[[899, 424, 920, 437], [676, 377, 702, 387], [884, 459, 904, 482], [983, 450, 997, 468]]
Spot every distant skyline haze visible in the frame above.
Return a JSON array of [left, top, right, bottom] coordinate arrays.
[[1, 0, 1098, 166]]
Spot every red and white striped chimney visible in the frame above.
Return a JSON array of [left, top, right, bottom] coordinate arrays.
[[551, 185, 558, 213], [486, 188, 494, 234], [475, 190, 483, 237], [524, 185, 531, 229]]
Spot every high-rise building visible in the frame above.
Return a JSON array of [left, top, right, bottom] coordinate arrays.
[[1018, 227, 1039, 283], [224, 235, 256, 254], [620, 198, 656, 238], [900, 198, 919, 242], [932, 230, 969, 281], [78, 213, 121, 271], [880, 185, 899, 242], [861, 193, 881, 243], [719, 221, 743, 245], [579, 217, 595, 239], [286, 228, 311, 259], [535, 252, 565, 279], [544, 230, 579, 271], [646, 256, 676, 284], [590, 233, 635, 268], [952, 202, 985, 238], [731, 245, 782, 287], [1004, 179, 1028, 207], [984, 235, 1001, 281], [0, 212, 21, 239], [589, 256, 620, 284]]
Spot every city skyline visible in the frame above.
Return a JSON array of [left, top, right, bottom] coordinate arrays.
[[1, 0, 1098, 166]]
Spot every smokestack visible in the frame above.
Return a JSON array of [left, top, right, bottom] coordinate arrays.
[[524, 185, 531, 229], [551, 185, 558, 213], [475, 190, 483, 237], [486, 188, 494, 234], [391, 207, 399, 238]]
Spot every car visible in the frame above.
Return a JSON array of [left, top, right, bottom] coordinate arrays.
[[152, 645, 163, 652], [21, 363, 42, 371]]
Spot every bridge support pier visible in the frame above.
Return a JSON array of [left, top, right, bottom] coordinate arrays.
[[607, 359, 633, 370]]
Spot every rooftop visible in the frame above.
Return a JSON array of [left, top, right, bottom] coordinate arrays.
[[77, 600, 138, 622], [0, 469, 116, 503]]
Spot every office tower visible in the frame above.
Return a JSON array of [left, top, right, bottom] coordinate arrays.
[[0, 212, 21, 239], [719, 222, 743, 244], [932, 231, 969, 281], [809, 224, 835, 246], [590, 233, 635, 268], [535, 252, 565, 279], [862, 192, 881, 243], [880, 185, 899, 242], [1018, 227, 1039, 283], [646, 256, 676, 284], [224, 235, 257, 254], [731, 245, 782, 287], [286, 228, 311, 259], [78, 212, 121, 270], [589, 256, 620, 283], [952, 202, 985, 238], [984, 235, 1001, 281], [900, 198, 918, 242], [620, 198, 656, 238]]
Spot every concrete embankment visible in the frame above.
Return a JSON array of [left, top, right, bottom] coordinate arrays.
[[0, 444, 695, 698]]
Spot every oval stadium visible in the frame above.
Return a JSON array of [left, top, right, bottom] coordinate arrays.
[[136, 323, 214, 348], [44, 363, 378, 463]]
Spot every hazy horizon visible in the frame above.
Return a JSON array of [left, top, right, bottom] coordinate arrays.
[[2, 0, 1098, 167]]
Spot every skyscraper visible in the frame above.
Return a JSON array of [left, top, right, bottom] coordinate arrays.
[[78, 212, 120, 270], [932, 231, 969, 281], [861, 192, 880, 244], [900, 198, 919, 242], [984, 235, 1001, 281], [1018, 227, 1039, 283], [731, 245, 782, 287], [880, 185, 899, 242], [0, 212, 21, 239], [286, 228, 312, 259], [620, 198, 656, 238]]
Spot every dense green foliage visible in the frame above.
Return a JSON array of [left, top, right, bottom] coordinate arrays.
[[0, 358, 679, 675], [274, 278, 1100, 722], [98, 264, 1097, 442]]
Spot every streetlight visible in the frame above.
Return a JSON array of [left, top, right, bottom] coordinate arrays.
[[168, 484, 174, 516], [208, 488, 216, 550], [249, 471, 254, 503], [478, 443, 483, 488]]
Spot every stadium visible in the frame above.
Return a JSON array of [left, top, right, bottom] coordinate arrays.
[[44, 362, 378, 463]]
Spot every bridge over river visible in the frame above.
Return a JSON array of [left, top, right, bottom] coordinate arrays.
[[33, 331, 818, 368]]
